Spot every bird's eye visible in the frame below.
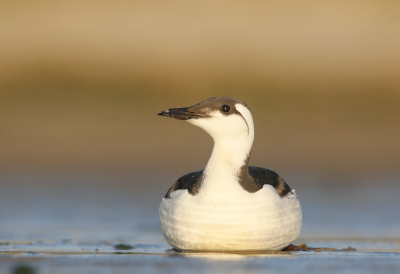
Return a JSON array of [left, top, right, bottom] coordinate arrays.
[[222, 105, 230, 112]]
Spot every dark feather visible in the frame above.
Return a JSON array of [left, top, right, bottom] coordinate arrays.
[[164, 166, 291, 198]]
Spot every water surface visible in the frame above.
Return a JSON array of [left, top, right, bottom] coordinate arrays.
[[0, 173, 399, 273]]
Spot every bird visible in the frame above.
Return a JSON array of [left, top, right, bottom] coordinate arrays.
[[157, 97, 302, 251]]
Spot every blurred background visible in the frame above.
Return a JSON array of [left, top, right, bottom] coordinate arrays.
[[0, 1, 399, 237]]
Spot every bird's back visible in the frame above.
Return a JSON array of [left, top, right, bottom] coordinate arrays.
[[164, 166, 292, 199]]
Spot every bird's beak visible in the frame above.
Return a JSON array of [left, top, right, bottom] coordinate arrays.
[[157, 107, 205, 120]]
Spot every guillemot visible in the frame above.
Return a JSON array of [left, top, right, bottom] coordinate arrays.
[[157, 97, 302, 251]]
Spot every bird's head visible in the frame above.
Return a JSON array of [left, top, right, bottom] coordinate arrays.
[[158, 97, 254, 146]]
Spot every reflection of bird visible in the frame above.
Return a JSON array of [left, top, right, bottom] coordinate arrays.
[[157, 97, 302, 251]]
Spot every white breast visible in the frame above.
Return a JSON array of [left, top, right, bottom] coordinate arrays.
[[159, 183, 302, 251]]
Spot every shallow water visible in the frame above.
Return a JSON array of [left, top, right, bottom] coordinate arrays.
[[0, 173, 399, 273], [1, 225, 399, 274]]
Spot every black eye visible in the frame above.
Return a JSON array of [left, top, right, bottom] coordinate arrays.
[[222, 105, 230, 112]]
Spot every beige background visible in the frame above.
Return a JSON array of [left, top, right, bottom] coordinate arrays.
[[1, 1, 399, 180]]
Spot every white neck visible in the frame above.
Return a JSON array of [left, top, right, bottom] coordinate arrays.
[[203, 130, 253, 193], [189, 104, 255, 194], [204, 135, 252, 177]]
